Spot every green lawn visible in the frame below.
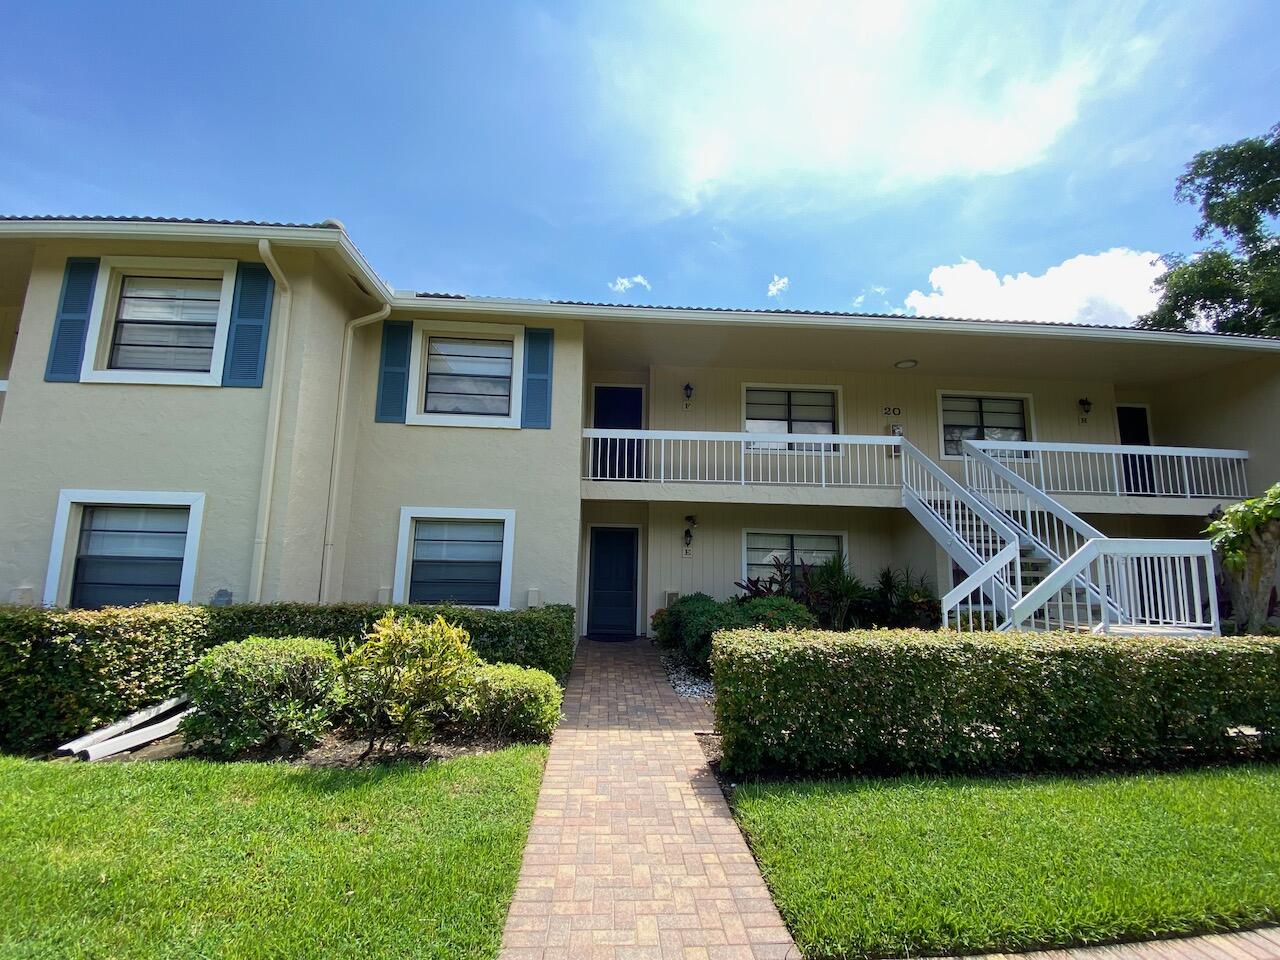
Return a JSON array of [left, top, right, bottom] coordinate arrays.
[[734, 764, 1280, 959], [0, 747, 546, 960]]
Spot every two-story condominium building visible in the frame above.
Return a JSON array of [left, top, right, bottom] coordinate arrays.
[[1, 217, 1277, 636]]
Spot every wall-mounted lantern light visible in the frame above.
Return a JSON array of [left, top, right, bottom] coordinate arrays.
[[1078, 397, 1093, 415], [683, 383, 694, 401], [683, 528, 693, 548]]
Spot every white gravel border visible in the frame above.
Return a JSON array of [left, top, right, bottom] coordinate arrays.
[[658, 647, 714, 702]]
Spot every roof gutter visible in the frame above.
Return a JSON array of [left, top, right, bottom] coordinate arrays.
[[317, 300, 392, 601], [248, 238, 293, 603]]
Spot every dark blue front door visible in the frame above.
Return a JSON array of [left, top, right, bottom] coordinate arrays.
[[588, 527, 639, 640], [592, 386, 644, 479]]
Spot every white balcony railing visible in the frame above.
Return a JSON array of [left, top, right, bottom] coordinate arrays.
[[972, 440, 1249, 500], [582, 429, 901, 486]]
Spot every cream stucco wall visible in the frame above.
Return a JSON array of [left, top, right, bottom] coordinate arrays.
[[0, 240, 364, 606], [337, 314, 586, 609]]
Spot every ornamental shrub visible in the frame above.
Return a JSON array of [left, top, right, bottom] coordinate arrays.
[[736, 596, 817, 632], [712, 628, 1280, 776], [180, 636, 341, 758], [457, 662, 562, 742], [0, 601, 574, 755], [339, 613, 478, 754]]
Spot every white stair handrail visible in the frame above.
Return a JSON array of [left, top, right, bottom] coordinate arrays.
[[962, 440, 1125, 623], [1009, 538, 1218, 632], [901, 438, 1023, 625], [962, 440, 1105, 552]]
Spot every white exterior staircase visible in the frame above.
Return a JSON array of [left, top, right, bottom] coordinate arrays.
[[901, 438, 1220, 635]]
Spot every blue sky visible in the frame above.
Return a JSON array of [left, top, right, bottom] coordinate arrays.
[[1, 1, 1277, 324]]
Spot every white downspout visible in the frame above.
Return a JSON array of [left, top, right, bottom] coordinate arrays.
[[318, 301, 391, 601], [248, 238, 293, 603]]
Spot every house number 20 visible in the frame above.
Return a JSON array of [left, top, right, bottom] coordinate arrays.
[[882, 405, 902, 416]]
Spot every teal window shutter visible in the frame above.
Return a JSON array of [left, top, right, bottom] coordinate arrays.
[[521, 328, 553, 428], [44, 258, 100, 382], [376, 320, 413, 422], [222, 263, 275, 387]]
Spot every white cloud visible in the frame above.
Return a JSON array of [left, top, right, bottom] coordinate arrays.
[[903, 248, 1163, 326], [767, 274, 790, 298], [582, 0, 1165, 210], [607, 274, 651, 294], [852, 284, 891, 311]]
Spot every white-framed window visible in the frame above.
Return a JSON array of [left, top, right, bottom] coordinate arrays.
[[937, 392, 1032, 458], [405, 320, 525, 428], [80, 257, 238, 386], [43, 490, 206, 607], [742, 529, 846, 588], [392, 506, 516, 606], [744, 385, 839, 449]]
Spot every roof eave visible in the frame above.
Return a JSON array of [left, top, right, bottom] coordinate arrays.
[[389, 295, 1280, 352], [0, 218, 394, 302]]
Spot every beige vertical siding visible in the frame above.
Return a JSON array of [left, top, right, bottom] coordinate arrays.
[[643, 502, 932, 622], [643, 365, 1120, 461], [1143, 355, 1280, 496]]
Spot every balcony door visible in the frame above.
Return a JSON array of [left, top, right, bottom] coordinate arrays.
[[1117, 404, 1156, 495], [592, 385, 644, 480]]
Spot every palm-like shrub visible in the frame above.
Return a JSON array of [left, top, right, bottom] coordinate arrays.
[[339, 613, 478, 755]]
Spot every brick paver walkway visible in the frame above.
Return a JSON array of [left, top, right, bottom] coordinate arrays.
[[501, 639, 1280, 960], [962, 928, 1280, 959], [499, 639, 799, 960]]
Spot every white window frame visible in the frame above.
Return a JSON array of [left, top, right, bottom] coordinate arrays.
[[43, 489, 206, 607], [405, 319, 525, 428], [742, 382, 843, 452], [740, 527, 849, 582], [79, 256, 238, 386], [392, 506, 516, 607], [935, 389, 1036, 461]]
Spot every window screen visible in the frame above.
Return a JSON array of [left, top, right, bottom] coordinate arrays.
[[109, 276, 221, 372], [745, 388, 837, 449], [940, 395, 1027, 456], [409, 519, 505, 605], [70, 505, 189, 608], [424, 337, 514, 416], [744, 531, 842, 587]]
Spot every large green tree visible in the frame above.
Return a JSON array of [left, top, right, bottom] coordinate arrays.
[[1139, 124, 1280, 335]]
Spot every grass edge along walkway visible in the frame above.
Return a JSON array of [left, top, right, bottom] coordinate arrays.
[[0, 747, 547, 960], [733, 763, 1280, 959]]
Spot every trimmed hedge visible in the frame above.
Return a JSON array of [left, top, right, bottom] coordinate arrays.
[[206, 603, 575, 681], [0, 605, 212, 755], [458, 663, 563, 743], [653, 594, 815, 672], [0, 601, 575, 755], [712, 628, 1280, 776], [180, 636, 342, 757]]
